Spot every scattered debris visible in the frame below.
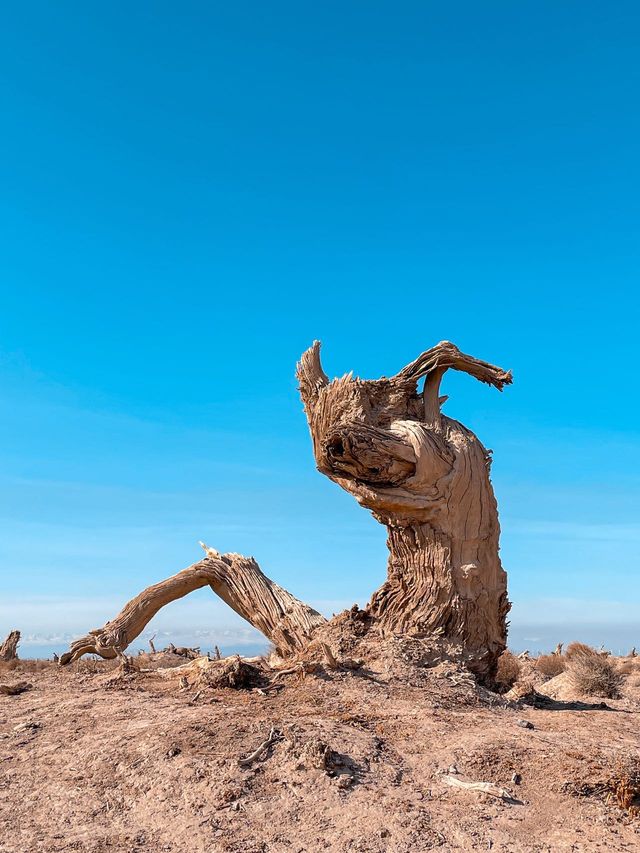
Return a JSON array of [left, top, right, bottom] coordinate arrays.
[[211, 657, 263, 690], [294, 738, 339, 772], [165, 642, 200, 659], [13, 721, 40, 733]]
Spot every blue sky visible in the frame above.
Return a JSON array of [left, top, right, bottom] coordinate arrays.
[[1, 2, 638, 656]]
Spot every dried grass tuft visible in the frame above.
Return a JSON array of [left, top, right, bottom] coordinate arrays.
[[494, 650, 521, 692]]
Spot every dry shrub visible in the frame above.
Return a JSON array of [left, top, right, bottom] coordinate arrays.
[[565, 643, 623, 698], [535, 654, 566, 679], [607, 759, 640, 817], [565, 642, 597, 661], [494, 650, 521, 692]]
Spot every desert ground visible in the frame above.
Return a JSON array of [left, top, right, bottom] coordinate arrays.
[[1, 639, 639, 853]]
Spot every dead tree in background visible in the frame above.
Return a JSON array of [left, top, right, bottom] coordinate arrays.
[[60, 341, 511, 677], [0, 630, 20, 662]]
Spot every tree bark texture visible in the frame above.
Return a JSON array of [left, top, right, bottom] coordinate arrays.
[[60, 548, 326, 665], [297, 340, 512, 675]]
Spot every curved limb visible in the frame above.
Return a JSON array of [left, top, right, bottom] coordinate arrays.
[[394, 340, 512, 389], [60, 546, 326, 665]]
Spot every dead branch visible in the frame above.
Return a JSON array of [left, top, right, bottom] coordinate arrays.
[[238, 727, 283, 767], [442, 774, 515, 801]]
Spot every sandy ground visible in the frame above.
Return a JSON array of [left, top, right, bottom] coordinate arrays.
[[1, 655, 639, 853]]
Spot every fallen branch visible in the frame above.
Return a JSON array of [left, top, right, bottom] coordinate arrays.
[[238, 727, 283, 767], [443, 774, 515, 801]]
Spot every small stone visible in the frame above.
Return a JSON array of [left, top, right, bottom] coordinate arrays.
[[516, 719, 534, 730], [511, 772, 521, 784], [447, 764, 459, 774]]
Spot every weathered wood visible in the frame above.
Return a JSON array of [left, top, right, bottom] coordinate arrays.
[[297, 340, 512, 676], [0, 630, 20, 662], [60, 548, 326, 665], [61, 339, 511, 679], [443, 774, 514, 801]]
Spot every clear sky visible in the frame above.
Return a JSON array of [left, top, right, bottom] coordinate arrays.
[[1, 2, 638, 657]]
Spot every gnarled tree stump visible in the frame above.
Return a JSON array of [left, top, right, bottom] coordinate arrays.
[[61, 341, 511, 678], [297, 340, 512, 676], [0, 630, 20, 662]]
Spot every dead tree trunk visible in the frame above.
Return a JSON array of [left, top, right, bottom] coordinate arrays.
[[296, 340, 512, 676], [0, 630, 20, 662], [61, 340, 511, 679]]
